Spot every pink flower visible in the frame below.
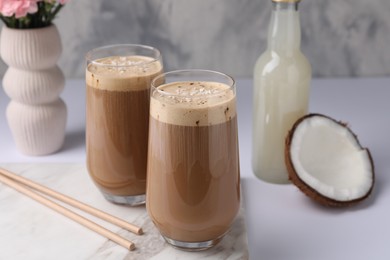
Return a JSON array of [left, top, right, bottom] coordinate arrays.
[[0, 0, 68, 28], [0, 0, 39, 18]]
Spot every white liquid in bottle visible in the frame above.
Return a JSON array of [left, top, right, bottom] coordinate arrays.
[[252, 0, 311, 183]]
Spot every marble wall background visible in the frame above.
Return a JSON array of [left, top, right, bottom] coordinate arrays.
[[1, 0, 390, 79]]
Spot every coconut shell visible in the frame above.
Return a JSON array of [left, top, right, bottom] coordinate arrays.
[[284, 113, 375, 207]]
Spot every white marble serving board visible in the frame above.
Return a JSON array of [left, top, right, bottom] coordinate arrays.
[[0, 164, 249, 260]]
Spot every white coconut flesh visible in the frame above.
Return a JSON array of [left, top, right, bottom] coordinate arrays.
[[288, 115, 374, 203]]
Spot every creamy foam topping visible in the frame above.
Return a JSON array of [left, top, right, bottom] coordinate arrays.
[[86, 55, 163, 91], [150, 81, 236, 126]]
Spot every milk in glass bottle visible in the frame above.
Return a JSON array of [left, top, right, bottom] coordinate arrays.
[[252, 0, 311, 183]]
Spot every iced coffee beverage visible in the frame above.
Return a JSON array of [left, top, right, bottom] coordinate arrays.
[[146, 70, 240, 250], [86, 44, 163, 205]]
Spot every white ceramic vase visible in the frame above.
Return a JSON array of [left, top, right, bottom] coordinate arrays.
[[0, 25, 67, 156]]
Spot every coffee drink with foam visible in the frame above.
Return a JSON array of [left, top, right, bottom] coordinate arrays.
[[86, 45, 163, 205], [146, 70, 240, 250]]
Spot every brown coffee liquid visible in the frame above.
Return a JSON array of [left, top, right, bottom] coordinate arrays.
[[147, 81, 240, 242], [86, 87, 150, 195], [86, 55, 162, 196]]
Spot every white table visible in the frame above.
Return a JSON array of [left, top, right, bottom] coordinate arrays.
[[1, 78, 390, 259]]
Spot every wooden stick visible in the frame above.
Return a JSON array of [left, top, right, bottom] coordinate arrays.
[[0, 174, 135, 251], [0, 167, 142, 235]]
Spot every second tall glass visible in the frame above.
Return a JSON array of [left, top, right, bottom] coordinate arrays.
[[85, 44, 163, 205], [146, 70, 240, 250]]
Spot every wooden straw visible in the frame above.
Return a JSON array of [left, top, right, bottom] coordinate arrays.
[[0, 167, 142, 235], [0, 174, 135, 250]]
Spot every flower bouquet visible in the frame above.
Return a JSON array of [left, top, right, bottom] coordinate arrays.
[[0, 0, 68, 29]]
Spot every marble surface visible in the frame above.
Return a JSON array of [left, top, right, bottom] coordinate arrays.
[[1, 0, 390, 78], [0, 163, 249, 260]]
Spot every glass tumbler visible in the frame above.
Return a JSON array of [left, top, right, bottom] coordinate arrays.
[[146, 69, 240, 250], [85, 44, 163, 205]]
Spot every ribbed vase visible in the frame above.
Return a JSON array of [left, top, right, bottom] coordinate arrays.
[[0, 25, 67, 156]]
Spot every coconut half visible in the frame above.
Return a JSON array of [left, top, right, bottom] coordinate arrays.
[[285, 114, 375, 207]]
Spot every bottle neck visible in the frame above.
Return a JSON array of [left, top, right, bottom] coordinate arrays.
[[267, 1, 301, 52]]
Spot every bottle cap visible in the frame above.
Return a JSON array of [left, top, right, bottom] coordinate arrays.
[[272, 0, 301, 3]]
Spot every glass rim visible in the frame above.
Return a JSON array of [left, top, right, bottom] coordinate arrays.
[[85, 44, 161, 68], [151, 69, 236, 98]]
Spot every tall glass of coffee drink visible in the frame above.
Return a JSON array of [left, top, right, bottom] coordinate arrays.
[[147, 70, 240, 250], [85, 44, 163, 205]]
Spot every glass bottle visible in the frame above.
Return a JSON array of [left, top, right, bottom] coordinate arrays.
[[252, 0, 311, 183]]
